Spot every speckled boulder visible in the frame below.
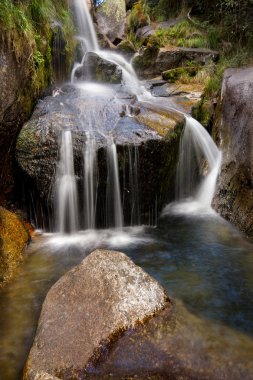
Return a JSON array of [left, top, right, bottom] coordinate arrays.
[[24, 249, 170, 380], [0, 207, 29, 287], [34, 373, 60, 380]]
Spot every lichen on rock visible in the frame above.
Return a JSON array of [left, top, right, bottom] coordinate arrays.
[[0, 207, 30, 287]]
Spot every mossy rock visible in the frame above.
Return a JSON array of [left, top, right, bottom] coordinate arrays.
[[162, 66, 198, 82], [135, 102, 184, 138], [0, 207, 30, 287], [116, 39, 136, 55], [192, 98, 214, 130], [132, 45, 159, 76]]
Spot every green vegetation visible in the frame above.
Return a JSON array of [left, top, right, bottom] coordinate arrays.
[[127, 1, 150, 32], [127, 0, 253, 98], [0, 0, 75, 92]]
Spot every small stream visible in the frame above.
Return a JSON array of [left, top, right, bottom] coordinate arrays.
[[1, 211, 253, 379]]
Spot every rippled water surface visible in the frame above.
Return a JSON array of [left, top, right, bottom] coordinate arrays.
[[0, 212, 253, 379]]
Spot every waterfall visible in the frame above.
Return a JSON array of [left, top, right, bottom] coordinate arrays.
[[164, 116, 222, 215], [128, 146, 140, 225], [53, 0, 222, 234], [71, 0, 148, 95], [84, 132, 97, 229], [73, 0, 99, 52], [106, 139, 124, 229], [55, 131, 79, 233]]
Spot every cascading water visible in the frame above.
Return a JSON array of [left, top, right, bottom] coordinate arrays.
[[54, 0, 222, 234], [73, 0, 99, 52], [163, 116, 222, 215], [128, 146, 140, 225], [106, 138, 124, 229], [55, 130, 79, 233], [84, 132, 98, 229]]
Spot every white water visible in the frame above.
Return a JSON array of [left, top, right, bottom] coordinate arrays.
[[163, 116, 222, 216], [84, 132, 97, 229], [73, 0, 99, 52], [55, 131, 79, 233], [128, 146, 140, 225], [106, 138, 124, 229]]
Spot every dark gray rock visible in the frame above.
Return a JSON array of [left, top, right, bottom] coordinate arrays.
[[74, 52, 123, 83], [0, 46, 29, 196], [213, 67, 253, 240], [133, 46, 219, 78], [24, 249, 169, 380]]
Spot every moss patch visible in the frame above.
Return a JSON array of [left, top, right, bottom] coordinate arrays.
[[0, 207, 30, 287], [0, 0, 75, 92]]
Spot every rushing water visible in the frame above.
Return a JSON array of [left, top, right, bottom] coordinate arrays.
[[106, 138, 124, 229], [84, 132, 98, 230], [1, 214, 253, 379], [55, 131, 79, 233]]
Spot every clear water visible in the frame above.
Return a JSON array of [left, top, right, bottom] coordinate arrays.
[[0, 212, 253, 379]]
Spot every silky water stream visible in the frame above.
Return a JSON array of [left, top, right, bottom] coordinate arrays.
[[1, 1, 253, 379]]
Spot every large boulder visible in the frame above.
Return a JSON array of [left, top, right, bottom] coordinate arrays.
[[0, 207, 29, 287], [15, 83, 184, 228], [96, 0, 126, 44], [213, 67, 253, 240], [133, 46, 219, 78], [24, 249, 169, 379]]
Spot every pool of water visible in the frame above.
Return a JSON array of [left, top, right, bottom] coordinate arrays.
[[0, 211, 253, 379]]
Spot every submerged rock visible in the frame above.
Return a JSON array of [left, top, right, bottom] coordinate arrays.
[[213, 67, 253, 240], [24, 249, 169, 379], [0, 207, 29, 287], [133, 46, 219, 78], [86, 300, 253, 379]]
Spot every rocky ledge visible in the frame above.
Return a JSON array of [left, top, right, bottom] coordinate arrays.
[[133, 46, 219, 78]]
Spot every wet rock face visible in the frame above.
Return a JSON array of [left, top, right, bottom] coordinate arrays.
[[0, 46, 29, 198], [96, 0, 126, 44], [0, 207, 29, 287], [133, 46, 219, 78], [15, 83, 183, 228], [74, 52, 123, 83], [213, 68, 253, 240], [51, 21, 68, 83], [24, 249, 169, 380]]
